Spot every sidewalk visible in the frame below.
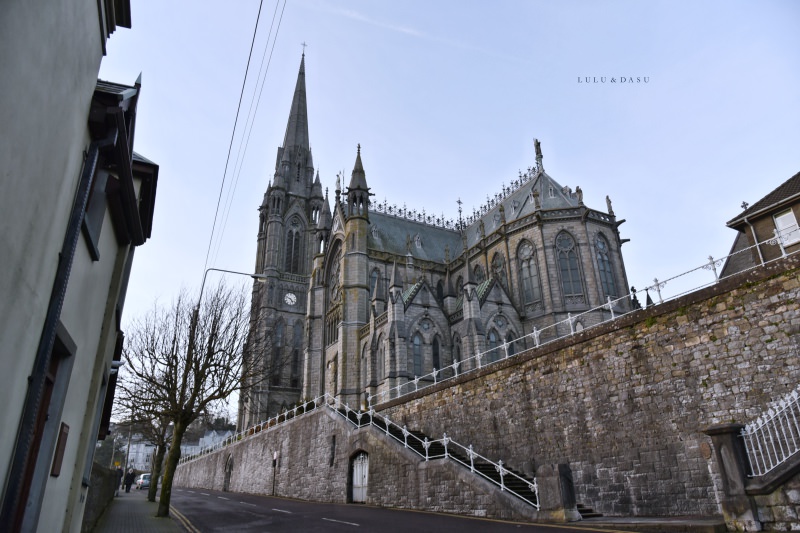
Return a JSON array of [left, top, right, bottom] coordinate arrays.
[[92, 489, 183, 532]]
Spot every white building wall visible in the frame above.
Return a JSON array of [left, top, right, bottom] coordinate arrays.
[[0, 2, 141, 532], [0, 0, 106, 492]]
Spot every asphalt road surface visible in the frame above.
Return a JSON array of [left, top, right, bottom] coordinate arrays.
[[169, 487, 613, 533]]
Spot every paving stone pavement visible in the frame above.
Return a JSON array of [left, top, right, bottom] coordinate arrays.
[[92, 490, 183, 532]]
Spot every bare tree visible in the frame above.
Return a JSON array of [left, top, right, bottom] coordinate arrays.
[[123, 282, 261, 517]]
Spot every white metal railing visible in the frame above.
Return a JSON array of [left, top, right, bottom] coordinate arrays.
[[178, 398, 323, 465], [741, 385, 800, 477], [178, 393, 539, 509], [368, 229, 800, 407]]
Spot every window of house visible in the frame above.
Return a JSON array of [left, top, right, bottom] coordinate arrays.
[[775, 210, 800, 246]]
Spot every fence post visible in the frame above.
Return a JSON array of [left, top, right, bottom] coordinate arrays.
[[704, 424, 761, 531], [535, 464, 580, 522], [607, 296, 615, 320]]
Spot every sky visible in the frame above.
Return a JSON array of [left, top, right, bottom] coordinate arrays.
[[100, 0, 800, 326]]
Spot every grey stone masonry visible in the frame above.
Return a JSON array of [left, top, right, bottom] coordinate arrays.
[[378, 255, 800, 519], [174, 407, 541, 521], [178, 255, 800, 525]]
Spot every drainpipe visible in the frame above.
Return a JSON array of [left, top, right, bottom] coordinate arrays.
[[743, 216, 765, 265], [0, 135, 113, 526]]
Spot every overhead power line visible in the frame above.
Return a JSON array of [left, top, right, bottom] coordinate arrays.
[[210, 0, 288, 268], [201, 0, 286, 279]]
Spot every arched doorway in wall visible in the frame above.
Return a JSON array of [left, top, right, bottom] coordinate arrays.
[[223, 454, 233, 492], [349, 451, 369, 503]]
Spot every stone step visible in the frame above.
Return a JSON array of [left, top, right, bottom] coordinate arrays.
[[577, 503, 603, 518]]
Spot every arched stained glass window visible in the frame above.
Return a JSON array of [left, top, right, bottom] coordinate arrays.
[[412, 333, 423, 377], [556, 232, 584, 303], [505, 332, 516, 357], [595, 234, 618, 299], [377, 335, 385, 381], [487, 329, 500, 363], [272, 321, 285, 386], [328, 248, 341, 305], [432, 337, 440, 370], [285, 216, 304, 274], [290, 321, 303, 387], [518, 241, 542, 308]]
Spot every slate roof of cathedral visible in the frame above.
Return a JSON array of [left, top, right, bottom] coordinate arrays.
[[727, 170, 800, 228], [365, 164, 587, 263], [462, 170, 581, 249], [367, 211, 464, 264]]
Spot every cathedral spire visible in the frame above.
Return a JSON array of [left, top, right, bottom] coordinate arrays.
[[346, 144, 371, 219], [282, 54, 309, 152], [348, 144, 368, 191]]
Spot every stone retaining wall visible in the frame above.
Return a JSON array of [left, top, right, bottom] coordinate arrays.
[[378, 256, 800, 518], [174, 407, 538, 520], [175, 256, 800, 524]]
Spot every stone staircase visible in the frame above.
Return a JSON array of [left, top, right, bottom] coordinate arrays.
[[339, 408, 540, 507], [577, 503, 603, 519]]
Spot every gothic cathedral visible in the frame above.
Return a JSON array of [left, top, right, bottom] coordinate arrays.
[[238, 55, 631, 429]]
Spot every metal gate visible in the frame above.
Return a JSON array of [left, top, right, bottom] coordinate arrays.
[[351, 452, 368, 503]]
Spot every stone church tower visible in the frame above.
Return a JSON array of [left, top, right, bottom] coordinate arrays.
[[238, 54, 330, 429], [239, 55, 632, 427]]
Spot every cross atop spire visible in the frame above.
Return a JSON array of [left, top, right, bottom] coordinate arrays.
[[301, 41, 307, 55]]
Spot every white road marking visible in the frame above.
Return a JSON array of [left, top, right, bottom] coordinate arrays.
[[218, 496, 230, 500], [322, 518, 360, 527], [200, 493, 210, 496], [187, 490, 195, 494], [240, 501, 257, 506], [272, 508, 292, 514]]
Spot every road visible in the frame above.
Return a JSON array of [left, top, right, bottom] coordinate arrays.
[[169, 487, 611, 533]]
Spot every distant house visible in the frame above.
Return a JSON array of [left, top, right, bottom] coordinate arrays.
[[721, 171, 800, 278], [0, 2, 158, 531], [180, 430, 235, 457], [126, 437, 157, 472]]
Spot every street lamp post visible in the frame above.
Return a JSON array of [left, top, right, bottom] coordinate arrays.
[[198, 267, 268, 307]]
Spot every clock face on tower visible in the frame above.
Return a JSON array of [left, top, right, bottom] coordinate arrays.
[[284, 292, 297, 306]]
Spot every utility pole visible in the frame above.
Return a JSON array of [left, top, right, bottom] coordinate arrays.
[[125, 421, 133, 470], [272, 451, 278, 495]]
